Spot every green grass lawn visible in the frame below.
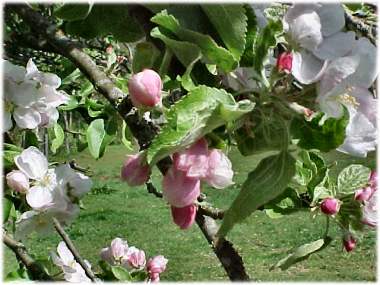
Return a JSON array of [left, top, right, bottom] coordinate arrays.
[[4, 145, 376, 281]]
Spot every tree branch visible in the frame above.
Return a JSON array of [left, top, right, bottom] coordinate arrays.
[[3, 232, 52, 280], [344, 8, 377, 45], [52, 218, 97, 282], [11, 4, 250, 281]]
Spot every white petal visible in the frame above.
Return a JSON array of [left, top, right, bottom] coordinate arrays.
[[15, 210, 54, 240], [4, 110, 13, 132], [26, 186, 54, 210], [6, 80, 39, 107], [347, 37, 378, 88], [70, 172, 93, 198], [292, 50, 328, 84], [25, 59, 39, 80], [290, 12, 322, 51], [284, 4, 321, 27], [317, 4, 345, 37], [13, 107, 41, 129], [57, 241, 75, 266], [351, 87, 377, 126], [15, 146, 48, 179], [4, 60, 26, 82], [314, 32, 356, 60], [318, 55, 360, 95]]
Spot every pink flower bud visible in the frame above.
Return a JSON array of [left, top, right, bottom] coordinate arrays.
[[276, 52, 292, 73], [355, 186, 374, 201], [343, 234, 356, 252], [147, 255, 168, 275], [121, 153, 150, 186], [171, 204, 197, 230], [162, 166, 200, 208], [106, 45, 113, 54], [369, 170, 377, 189], [204, 149, 234, 189], [123, 246, 146, 269], [173, 138, 209, 178], [6, 170, 29, 193], [110, 238, 129, 261], [149, 272, 160, 282], [320, 198, 340, 215], [128, 69, 162, 108]]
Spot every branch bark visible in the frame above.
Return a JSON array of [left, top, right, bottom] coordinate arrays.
[[52, 218, 97, 282], [11, 4, 250, 281], [3, 232, 52, 280]]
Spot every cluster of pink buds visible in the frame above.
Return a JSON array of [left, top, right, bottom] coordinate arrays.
[[100, 237, 168, 282], [163, 138, 234, 229], [276, 52, 293, 73], [128, 69, 162, 108]]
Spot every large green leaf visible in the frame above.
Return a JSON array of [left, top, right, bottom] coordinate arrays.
[[151, 27, 202, 90], [66, 5, 144, 42], [337, 164, 371, 195], [4, 143, 22, 170], [151, 10, 237, 72], [252, 20, 282, 80], [201, 4, 247, 61], [111, 266, 132, 281], [240, 5, 258, 66], [218, 151, 296, 237], [290, 110, 349, 152], [132, 42, 160, 73], [147, 85, 254, 165], [270, 238, 330, 271], [3, 197, 13, 223], [55, 3, 93, 21], [50, 123, 64, 154]]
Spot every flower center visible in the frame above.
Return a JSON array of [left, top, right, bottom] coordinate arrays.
[[338, 89, 360, 109]]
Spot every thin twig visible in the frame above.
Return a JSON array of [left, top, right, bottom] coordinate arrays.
[[3, 231, 52, 280], [52, 218, 97, 282], [344, 8, 377, 45]]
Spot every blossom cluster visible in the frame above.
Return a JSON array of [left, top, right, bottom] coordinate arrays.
[[284, 3, 377, 157], [100, 237, 168, 282], [319, 170, 377, 251], [6, 146, 92, 240], [4, 59, 69, 131], [121, 138, 234, 229]]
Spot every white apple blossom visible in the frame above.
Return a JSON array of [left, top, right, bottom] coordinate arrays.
[[100, 237, 129, 265], [284, 3, 355, 84], [52, 241, 91, 283], [3, 59, 69, 131], [316, 37, 377, 157]]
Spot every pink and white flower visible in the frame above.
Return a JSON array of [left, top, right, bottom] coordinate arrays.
[[204, 149, 234, 189], [122, 246, 146, 269], [128, 69, 162, 108], [146, 255, 168, 282], [100, 237, 129, 265], [121, 153, 150, 186], [6, 170, 29, 193], [362, 190, 377, 228]]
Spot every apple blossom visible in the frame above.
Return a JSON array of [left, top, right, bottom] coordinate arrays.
[[171, 204, 197, 230], [204, 149, 234, 189], [284, 4, 355, 84], [100, 237, 129, 265], [276, 52, 293, 73], [6, 170, 29, 193], [128, 69, 162, 108], [320, 198, 340, 215], [146, 255, 168, 282], [55, 164, 93, 199], [173, 138, 209, 178], [52, 241, 91, 282], [121, 153, 150, 186], [3, 59, 68, 130], [343, 233, 356, 252], [362, 190, 377, 227], [122, 246, 146, 269], [162, 166, 200, 208]]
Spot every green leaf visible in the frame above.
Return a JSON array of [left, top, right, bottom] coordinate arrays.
[[5, 268, 30, 281], [218, 151, 296, 237], [121, 121, 134, 151], [59, 96, 79, 111], [3, 197, 13, 223], [337, 164, 371, 195], [147, 85, 254, 165], [66, 5, 144, 42], [61, 68, 82, 86], [4, 144, 22, 170], [151, 10, 237, 72], [252, 20, 282, 80], [86, 119, 106, 159], [264, 187, 303, 219], [24, 130, 39, 147], [55, 3, 93, 21], [151, 27, 202, 90], [270, 238, 330, 271], [290, 110, 349, 152], [132, 42, 160, 73], [201, 4, 247, 61], [240, 5, 258, 66], [51, 123, 64, 154], [111, 266, 132, 281]]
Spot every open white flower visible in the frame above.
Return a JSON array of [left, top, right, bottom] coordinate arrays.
[[3, 59, 69, 130], [55, 164, 93, 199], [52, 241, 91, 283], [284, 3, 355, 84]]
